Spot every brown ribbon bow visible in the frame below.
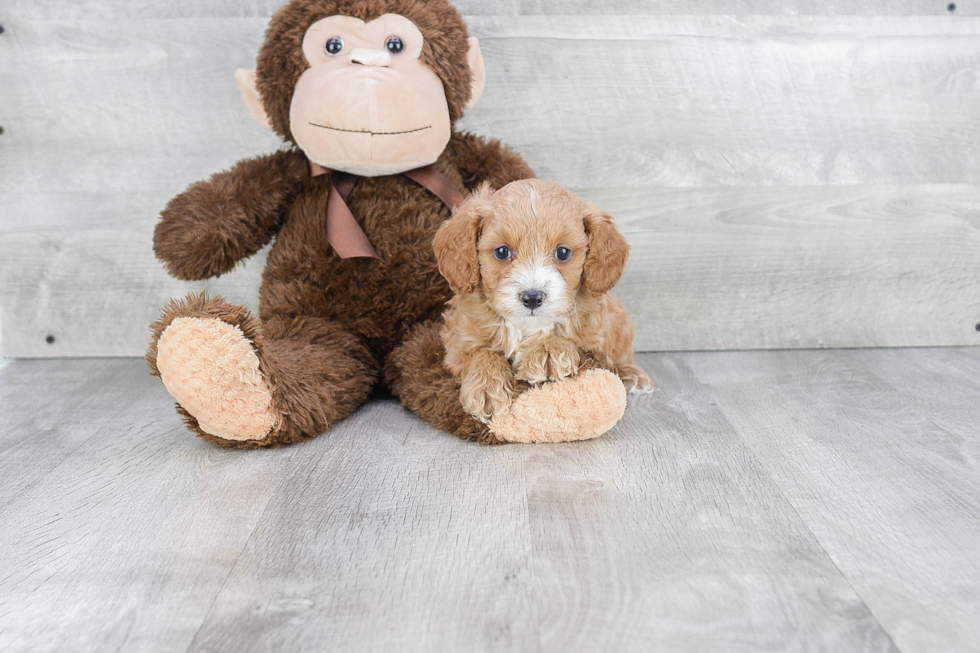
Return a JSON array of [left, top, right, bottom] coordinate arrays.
[[309, 161, 465, 259]]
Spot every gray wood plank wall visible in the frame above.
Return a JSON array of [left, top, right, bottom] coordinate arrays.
[[1, 2, 979, 357]]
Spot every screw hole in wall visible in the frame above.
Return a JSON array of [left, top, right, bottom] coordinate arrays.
[[948, 2, 957, 11], [45, 335, 56, 344], [975, 323, 980, 332], [0, 25, 5, 34], [0, 126, 5, 135]]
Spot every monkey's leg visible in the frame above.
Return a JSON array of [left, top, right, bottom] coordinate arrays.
[[387, 321, 627, 445], [385, 320, 505, 445], [147, 293, 377, 448]]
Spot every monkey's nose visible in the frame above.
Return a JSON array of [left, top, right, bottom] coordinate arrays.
[[520, 290, 545, 310], [350, 48, 392, 67]]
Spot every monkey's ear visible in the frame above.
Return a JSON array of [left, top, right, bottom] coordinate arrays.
[[434, 183, 495, 295], [464, 37, 486, 110], [235, 69, 273, 130]]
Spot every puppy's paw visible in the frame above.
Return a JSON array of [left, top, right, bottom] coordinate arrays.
[[619, 363, 656, 394], [460, 365, 516, 423], [517, 338, 581, 385]]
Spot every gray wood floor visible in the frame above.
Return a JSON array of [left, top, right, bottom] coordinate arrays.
[[0, 349, 978, 652]]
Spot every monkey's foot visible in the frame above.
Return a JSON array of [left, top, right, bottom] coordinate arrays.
[[156, 317, 276, 442], [147, 294, 277, 446], [488, 369, 627, 444]]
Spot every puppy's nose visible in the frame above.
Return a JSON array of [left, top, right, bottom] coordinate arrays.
[[520, 290, 545, 310]]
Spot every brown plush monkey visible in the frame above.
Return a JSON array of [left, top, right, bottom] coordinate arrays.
[[146, 0, 628, 447]]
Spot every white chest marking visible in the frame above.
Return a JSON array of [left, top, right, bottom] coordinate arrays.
[[501, 316, 566, 364]]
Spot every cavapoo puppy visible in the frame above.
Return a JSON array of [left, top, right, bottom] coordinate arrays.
[[434, 179, 654, 423]]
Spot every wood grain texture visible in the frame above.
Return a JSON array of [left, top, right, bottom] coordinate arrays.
[[520, 357, 896, 652], [0, 322, 8, 368], [601, 184, 980, 351], [184, 398, 540, 653], [4, 0, 978, 19], [0, 359, 150, 512], [4, 352, 947, 652], [3, 9, 980, 356], [3, 185, 978, 356], [0, 360, 328, 652], [684, 348, 980, 653], [0, 227, 269, 357], [465, 16, 980, 188], [4, 16, 980, 192]]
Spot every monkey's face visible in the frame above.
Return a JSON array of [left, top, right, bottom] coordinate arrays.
[[289, 13, 452, 176]]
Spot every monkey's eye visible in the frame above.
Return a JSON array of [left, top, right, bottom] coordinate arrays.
[[325, 37, 344, 56], [385, 36, 404, 54], [555, 247, 572, 262], [493, 246, 512, 261]]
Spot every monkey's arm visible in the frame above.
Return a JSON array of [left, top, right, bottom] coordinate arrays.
[[153, 149, 309, 280], [448, 132, 535, 190]]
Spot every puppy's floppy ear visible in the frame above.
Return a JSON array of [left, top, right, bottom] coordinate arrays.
[[583, 211, 630, 297], [434, 183, 495, 295]]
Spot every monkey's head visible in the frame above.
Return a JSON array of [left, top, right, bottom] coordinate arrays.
[[236, 0, 485, 177]]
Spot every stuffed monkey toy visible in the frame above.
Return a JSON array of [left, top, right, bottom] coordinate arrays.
[[146, 0, 628, 447]]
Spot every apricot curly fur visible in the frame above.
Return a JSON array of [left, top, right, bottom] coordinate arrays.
[[433, 180, 653, 428]]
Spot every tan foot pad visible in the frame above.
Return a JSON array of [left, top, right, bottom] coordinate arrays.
[[489, 369, 627, 444], [156, 317, 275, 441]]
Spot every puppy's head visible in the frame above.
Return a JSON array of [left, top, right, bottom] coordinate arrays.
[[434, 179, 630, 325]]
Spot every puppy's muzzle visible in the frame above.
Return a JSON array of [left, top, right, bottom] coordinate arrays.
[[519, 289, 545, 310]]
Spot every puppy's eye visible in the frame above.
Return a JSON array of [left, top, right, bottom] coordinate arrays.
[[385, 36, 404, 54], [555, 247, 572, 262], [493, 246, 511, 261], [325, 37, 344, 56]]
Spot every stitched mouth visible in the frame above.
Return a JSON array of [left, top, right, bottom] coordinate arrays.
[[309, 123, 432, 136]]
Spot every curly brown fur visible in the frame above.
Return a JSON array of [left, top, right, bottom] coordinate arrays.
[[154, 150, 309, 281], [258, 314, 379, 444], [433, 180, 654, 424]]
